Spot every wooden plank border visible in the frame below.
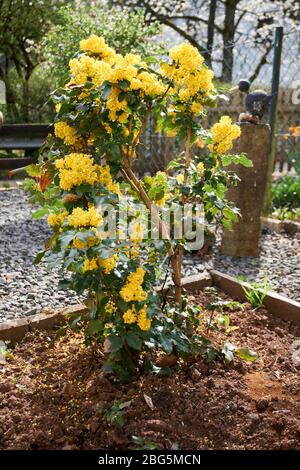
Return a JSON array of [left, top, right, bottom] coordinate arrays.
[[1, 270, 299, 342], [211, 269, 300, 323]]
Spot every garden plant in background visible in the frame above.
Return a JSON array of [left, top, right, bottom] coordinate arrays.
[[25, 35, 253, 381], [271, 126, 300, 221]]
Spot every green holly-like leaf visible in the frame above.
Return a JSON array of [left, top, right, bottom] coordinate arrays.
[[25, 164, 41, 177], [126, 332, 142, 350], [107, 334, 123, 353], [221, 153, 253, 167], [32, 207, 50, 219], [85, 319, 103, 336], [235, 347, 257, 362], [34, 251, 45, 265]]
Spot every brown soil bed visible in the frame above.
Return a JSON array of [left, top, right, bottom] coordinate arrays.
[[0, 288, 299, 450]]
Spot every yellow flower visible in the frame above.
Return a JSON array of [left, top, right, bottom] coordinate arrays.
[[209, 116, 241, 154], [97, 165, 120, 194], [166, 129, 177, 137], [176, 174, 184, 184], [80, 35, 116, 60], [195, 138, 205, 149], [105, 300, 117, 315], [137, 306, 151, 331], [54, 121, 81, 147], [68, 206, 102, 228], [83, 257, 99, 272], [120, 267, 147, 302], [103, 122, 113, 134], [47, 211, 68, 227], [73, 238, 87, 249], [109, 59, 138, 84], [130, 71, 166, 96], [197, 162, 205, 176], [190, 102, 203, 114], [156, 193, 171, 207], [123, 305, 151, 331], [161, 43, 214, 102], [106, 87, 127, 121], [55, 153, 98, 190], [169, 43, 204, 72], [69, 55, 112, 87], [99, 254, 118, 274], [73, 230, 99, 249], [123, 307, 137, 325]]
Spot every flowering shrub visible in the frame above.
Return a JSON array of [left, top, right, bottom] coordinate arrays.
[[25, 35, 252, 381]]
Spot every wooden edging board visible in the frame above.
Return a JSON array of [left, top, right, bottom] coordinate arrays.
[[0, 271, 299, 342], [261, 216, 300, 235], [211, 269, 300, 324]]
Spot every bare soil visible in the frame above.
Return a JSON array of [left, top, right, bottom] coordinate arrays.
[[0, 288, 299, 450]]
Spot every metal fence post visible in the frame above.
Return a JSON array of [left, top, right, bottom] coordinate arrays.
[[263, 26, 283, 214]]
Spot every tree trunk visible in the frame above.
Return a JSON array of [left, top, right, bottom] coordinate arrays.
[[221, 0, 239, 83], [21, 69, 31, 123], [206, 0, 218, 67]]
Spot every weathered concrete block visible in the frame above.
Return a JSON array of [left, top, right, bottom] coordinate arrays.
[[221, 123, 270, 257]]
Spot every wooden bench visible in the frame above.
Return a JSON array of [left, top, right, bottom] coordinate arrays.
[[0, 124, 53, 170]]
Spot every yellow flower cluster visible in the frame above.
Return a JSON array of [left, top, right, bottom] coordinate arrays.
[[68, 35, 166, 123], [130, 71, 166, 97], [83, 257, 99, 271], [137, 306, 152, 331], [195, 138, 205, 149], [47, 211, 68, 227], [209, 116, 241, 154], [191, 102, 204, 113], [176, 174, 184, 184], [82, 254, 118, 274], [120, 267, 147, 302], [197, 162, 205, 176], [80, 34, 115, 59], [161, 42, 214, 105], [105, 300, 117, 315], [68, 206, 102, 228], [69, 56, 112, 87], [106, 87, 128, 122], [54, 121, 81, 147], [109, 53, 141, 84], [73, 229, 99, 249], [55, 153, 98, 190], [99, 254, 118, 274], [98, 165, 120, 194], [123, 306, 137, 324], [55, 154, 119, 194], [123, 305, 151, 331]]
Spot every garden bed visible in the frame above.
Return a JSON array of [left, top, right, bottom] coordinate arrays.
[[0, 287, 299, 451]]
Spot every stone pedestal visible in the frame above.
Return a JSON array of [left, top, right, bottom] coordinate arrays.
[[221, 123, 270, 257]]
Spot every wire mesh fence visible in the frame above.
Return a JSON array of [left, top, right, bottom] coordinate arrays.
[[135, 27, 300, 177]]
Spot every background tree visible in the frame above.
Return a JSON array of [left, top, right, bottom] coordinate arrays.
[[110, 0, 300, 83], [0, 0, 163, 123], [0, 0, 65, 122]]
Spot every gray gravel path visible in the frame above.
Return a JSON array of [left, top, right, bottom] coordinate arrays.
[[0, 189, 81, 322], [0, 188, 299, 322]]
